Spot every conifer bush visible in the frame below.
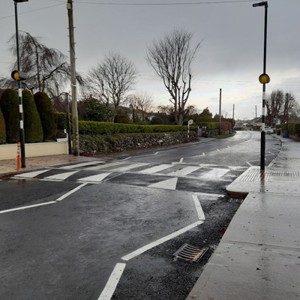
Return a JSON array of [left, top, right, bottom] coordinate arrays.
[[0, 107, 6, 144], [0, 89, 19, 143], [34, 92, 57, 141], [23, 90, 43, 143]]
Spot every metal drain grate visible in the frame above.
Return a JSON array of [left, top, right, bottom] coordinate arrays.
[[173, 243, 208, 262]]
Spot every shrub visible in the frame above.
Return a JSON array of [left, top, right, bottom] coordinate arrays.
[[23, 90, 43, 143], [54, 112, 68, 130], [78, 121, 188, 135], [0, 89, 19, 143], [0, 107, 6, 144], [34, 92, 57, 141]]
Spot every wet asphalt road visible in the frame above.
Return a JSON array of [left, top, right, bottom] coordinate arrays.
[[0, 131, 281, 300]]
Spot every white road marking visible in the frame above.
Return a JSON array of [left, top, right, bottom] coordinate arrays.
[[86, 161, 127, 171], [192, 194, 205, 220], [139, 164, 171, 174], [179, 157, 184, 163], [98, 263, 126, 300], [43, 171, 78, 181], [77, 173, 111, 183], [56, 183, 88, 201], [121, 157, 131, 160], [13, 169, 49, 179], [0, 183, 88, 214], [247, 161, 253, 167], [194, 192, 224, 199], [148, 177, 178, 190], [168, 166, 199, 176], [154, 152, 159, 155], [112, 163, 149, 172], [0, 201, 56, 214], [202, 153, 205, 156], [198, 168, 229, 180], [122, 221, 203, 261], [59, 161, 104, 169]]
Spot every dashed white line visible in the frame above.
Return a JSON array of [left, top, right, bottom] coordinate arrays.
[[98, 263, 126, 300]]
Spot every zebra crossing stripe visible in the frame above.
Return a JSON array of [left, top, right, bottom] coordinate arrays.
[[85, 161, 128, 171], [139, 164, 171, 174], [59, 161, 104, 169], [111, 163, 149, 172], [77, 173, 111, 183], [198, 168, 229, 180], [14, 169, 50, 179], [148, 177, 178, 190], [43, 171, 79, 181], [168, 166, 199, 176]]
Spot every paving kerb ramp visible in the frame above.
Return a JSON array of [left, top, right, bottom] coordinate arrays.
[[186, 137, 300, 299]]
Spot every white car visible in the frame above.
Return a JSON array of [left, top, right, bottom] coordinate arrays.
[[264, 127, 274, 134]]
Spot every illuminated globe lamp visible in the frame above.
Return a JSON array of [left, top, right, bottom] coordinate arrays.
[[259, 73, 270, 84]]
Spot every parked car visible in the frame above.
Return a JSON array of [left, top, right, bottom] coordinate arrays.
[[264, 127, 274, 134]]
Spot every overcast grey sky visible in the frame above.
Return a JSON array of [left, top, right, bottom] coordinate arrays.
[[1, 0, 299, 119]]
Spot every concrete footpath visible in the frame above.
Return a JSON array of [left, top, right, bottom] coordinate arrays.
[[187, 136, 300, 300]]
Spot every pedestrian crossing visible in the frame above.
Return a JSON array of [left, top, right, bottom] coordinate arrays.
[[13, 160, 247, 192]]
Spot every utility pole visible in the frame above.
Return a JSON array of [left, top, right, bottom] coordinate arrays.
[[232, 104, 235, 131], [14, 0, 28, 168], [219, 88, 222, 135], [67, 0, 79, 156]]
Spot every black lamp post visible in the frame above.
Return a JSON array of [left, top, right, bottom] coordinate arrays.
[[253, 1, 269, 173], [14, 0, 28, 168]]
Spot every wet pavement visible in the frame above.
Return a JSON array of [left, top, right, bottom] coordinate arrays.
[[186, 136, 300, 300], [1, 134, 299, 299]]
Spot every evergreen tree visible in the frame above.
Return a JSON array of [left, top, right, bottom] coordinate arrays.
[[34, 92, 57, 141], [0, 107, 6, 144], [0, 89, 19, 143], [23, 90, 43, 142]]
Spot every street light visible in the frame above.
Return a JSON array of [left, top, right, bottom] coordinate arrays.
[[14, 0, 28, 168], [252, 1, 269, 173]]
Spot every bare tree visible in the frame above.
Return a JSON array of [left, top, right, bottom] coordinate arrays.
[[281, 92, 298, 123], [0, 32, 79, 98], [86, 53, 136, 120], [127, 92, 153, 122], [147, 29, 201, 125], [266, 90, 284, 126]]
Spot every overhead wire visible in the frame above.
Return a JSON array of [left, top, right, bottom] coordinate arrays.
[[74, 0, 255, 6]]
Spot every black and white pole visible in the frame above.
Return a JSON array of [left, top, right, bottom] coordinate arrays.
[[14, 0, 28, 168], [253, 1, 269, 172]]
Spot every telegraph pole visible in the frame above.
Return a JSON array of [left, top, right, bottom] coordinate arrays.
[[219, 88, 222, 135], [14, 0, 28, 168], [67, 0, 79, 156]]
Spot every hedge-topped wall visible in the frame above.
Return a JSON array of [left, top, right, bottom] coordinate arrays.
[[80, 131, 198, 155]]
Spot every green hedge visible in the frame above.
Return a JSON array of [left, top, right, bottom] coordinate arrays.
[[34, 92, 57, 141], [23, 90, 43, 143], [54, 112, 68, 130], [0, 89, 19, 143], [0, 107, 6, 144], [198, 122, 232, 130], [78, 121, 189, 135], [286, 123, 300, 136]]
